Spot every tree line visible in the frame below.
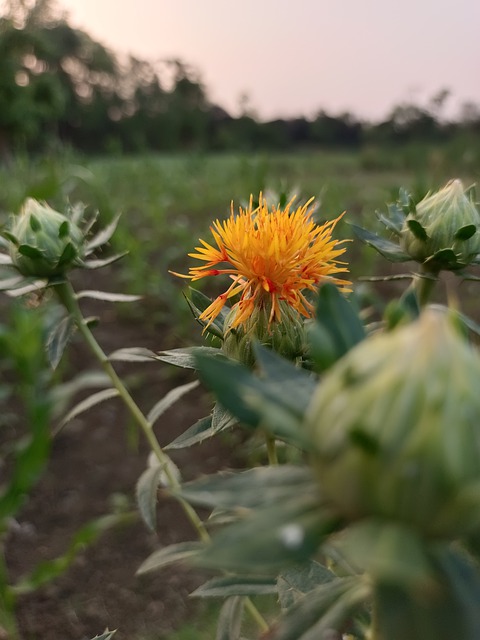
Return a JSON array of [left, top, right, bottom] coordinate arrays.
[[1, 0, 479, 158]]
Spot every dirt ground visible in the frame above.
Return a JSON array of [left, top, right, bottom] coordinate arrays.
[[4, 275, 237, 640]]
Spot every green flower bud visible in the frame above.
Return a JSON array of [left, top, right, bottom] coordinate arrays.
[[307, 309, 480, 538], [222, 301, 306, 367], [400, 179, 480, 271], [7, 199, 85, 277]]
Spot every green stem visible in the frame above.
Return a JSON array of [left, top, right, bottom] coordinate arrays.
[[411, 269, 438, 308], [54, 281, 270, 632], [54, 281, 209, 542], [265, 432, 278, 466]]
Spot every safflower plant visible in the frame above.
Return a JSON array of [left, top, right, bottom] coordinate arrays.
[[1, 182, 480, 639]]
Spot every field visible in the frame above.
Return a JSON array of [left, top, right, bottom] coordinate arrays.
[[1, 148, 479, 640]]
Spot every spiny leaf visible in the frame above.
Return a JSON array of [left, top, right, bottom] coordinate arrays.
[[146, 380, 199, 426], [136, 465, 164, 531], [216, 596, 244, 640], [18, 244, 44, 259], [59, 388, 120, 427], [76, 290, 141, 302], [455, 224, 477, 241], [192, 575, 276, 598], [46, 314, 75, 369], [82, 252, 129, 269], [85, 213, 121, 253], [137, 541, 203, 575], [350, 224, 411, 262]]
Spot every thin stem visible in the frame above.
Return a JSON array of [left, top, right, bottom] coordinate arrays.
[[54, 280, 270, 633], [54, 281, 209, 542], [411, 270, 438, 307], [265, 432, 278, 465]]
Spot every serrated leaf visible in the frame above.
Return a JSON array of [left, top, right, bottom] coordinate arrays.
[[156, 346, 223, 369], [6, 280, 47, 297], [46, 315, 75, 369], [185, 287, 229, 339], [308, 283, 365, 371], [269, 576, 369, 640], [406, 218, 428, 241], [192, 575, 276, 598], [82, 252, 129, 269], [76, 290, 141, 302], [165, 415, 214, 449], [350, 224, 411, 262], [0, 275, 28, 291], [146, 380, 199, 426], [85, 213, 121, 253], [376, 202, 406, 235], [216, 596, 244, 640], [425, 247, 458, 266], [89, 631, 117, 640], [277, 561, 336, 610], [136, 465, 164, 531], [137, 541, 203, 575], [60, 388, 120, 427], [178, 466, 316, 511], [108, 347, 159, 362], [455, 224, 477, 241], [198, 495, 336, 574]]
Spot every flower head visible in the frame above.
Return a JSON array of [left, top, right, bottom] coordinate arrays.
[[176, 194, 350, 331]]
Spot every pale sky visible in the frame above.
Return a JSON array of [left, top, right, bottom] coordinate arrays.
[[58, 0, 479, 122]]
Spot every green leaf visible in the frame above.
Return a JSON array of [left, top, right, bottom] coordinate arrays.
[[350, 224, 411, 262], [308, 283, 365, 370], [185, 287, 229, 340], [13, 514, 131, 596], [18, 244, 44, 259], [2, 230, 19, 245], [89, 632, 117, 640], [406, 218, 428, 241], [455, 224, 477, 241], [146, 380, 199, 426], [0, 253, 13, 264], [336, 519, 433, 587], [198, 495, 337, 574], [59, 388, 120, 427], [375, 548, 480, 640], [376, 202, 406, 235], [0, 275, 28, 291], [270, 575, 369, 640], [46, 315, 75, 369], [156, 346, 223, 369], [76, 290, 141, 302], [108, 347, 159, 362], [136, 541, 203, 575], [196, 353, 311, 446], [425, 247, 459, 267], [56, 242, 77, 269], [136, 465, 164, 531], [82, 252, 129, 269], [58, 220, 69, 238], [166, 403, 237, 449], [178, 466, 316, 511], [165, 415, 215, 449], [29, 214, 41, 231], [85, 213, 121, 253], [215, 596, 244, 640], [277, 561, 336, 610], [192, 575, 276, 598], [5, 279, 47, 297]]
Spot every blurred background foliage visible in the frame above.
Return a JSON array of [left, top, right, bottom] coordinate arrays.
[[1, 0, 480, 165]]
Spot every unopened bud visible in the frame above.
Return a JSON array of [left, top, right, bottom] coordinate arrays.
[[7, 199, 84, 277], [307, 309, 480, 538]]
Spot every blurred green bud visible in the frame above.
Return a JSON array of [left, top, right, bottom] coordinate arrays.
[[222, 301, 306, 367], [307, 309, 480, 538], [7, 199, 85, 278], [400, 180, 480, 271]]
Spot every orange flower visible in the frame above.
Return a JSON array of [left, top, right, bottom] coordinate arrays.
[[176, 194, 350, 329]]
